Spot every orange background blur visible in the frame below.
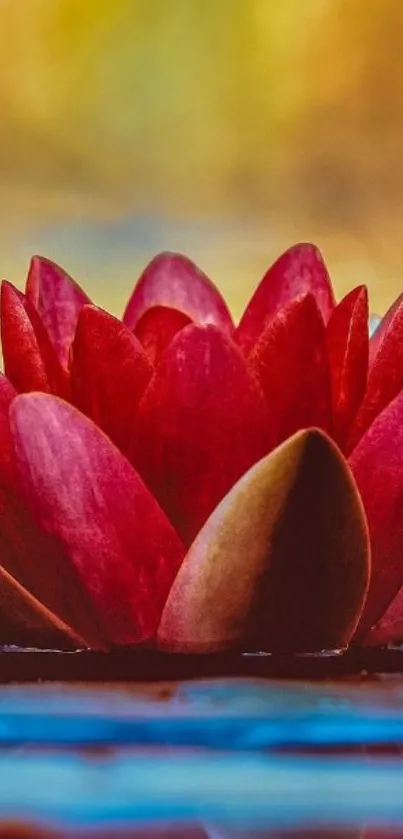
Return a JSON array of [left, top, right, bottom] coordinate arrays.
[[0, 0, 402, 318]]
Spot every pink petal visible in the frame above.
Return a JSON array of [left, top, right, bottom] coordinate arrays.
[[326, 285, 369, 449], [123, 252, 234, 335], [349, 389, 403, 640], [132, 324, 274, 546], [235, 243, 336, 354], [1, 281, 69, 398], [71, 306, 153, 456], [134, 305, 193, 365], [158, 429, 369, 653], [347, 292, 403, 452], [11, 394, 185, 646], [26, 255, 91, 368], [247, 293, 331, 445]]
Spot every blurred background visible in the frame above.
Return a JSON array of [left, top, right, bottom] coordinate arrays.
[[0, 0, 402, 318]]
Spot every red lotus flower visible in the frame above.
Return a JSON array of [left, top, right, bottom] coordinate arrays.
[[0, 244, 402, 654]]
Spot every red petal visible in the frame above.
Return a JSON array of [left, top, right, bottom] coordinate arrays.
[[11, 394, 185, 646], [0, 485, 105, 648], [134, 305, 193, 365], [0, 564, 86, 649], [132, 324, 273, 546], [369, 292, 403, 365], [123, 252, 234, 335], [26, 255, 91, 368], [349, 389, 403, 640], [1, 282, 69, 398], [0, 374, 18, 488], [364, 584, 403, 647], [235, 243, 336, 354], [326, 285, 369, 449], [71, 306, 153, 455], [158, 430, 369, 653], [347, 292, 403, 452], [247, 293, 331, 445]]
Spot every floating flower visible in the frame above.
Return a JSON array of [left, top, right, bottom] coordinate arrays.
[[0, 245, 401, 653]]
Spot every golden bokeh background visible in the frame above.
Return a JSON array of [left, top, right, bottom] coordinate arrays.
[[0, 0, 402, 317]]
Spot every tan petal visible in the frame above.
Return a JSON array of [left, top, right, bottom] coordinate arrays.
[[0, 565, 86, 649], [158, 429, 370, 654]]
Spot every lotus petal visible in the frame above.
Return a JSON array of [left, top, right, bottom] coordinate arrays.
[[349, 389, 403, 639], [158, 429, 370, 653], [369, 293, 403, 364], [248, 293, 331, 445], [326, 285, 369, 448], [123, 252, 234, 335], [0, 375, 18, 487], [1, 282, 69, 398], [11, 394, 185, 646], [235, 243, 335, 354], [134, 305, 193, 364], [0, 565, 85, 649], [133, 324, 273, 545], [71, 306, 153, 455], [26, 256, 91, 368], [364, 584, 403, 647], [0, 485, 105, 649], [347, 291, 403, 452]]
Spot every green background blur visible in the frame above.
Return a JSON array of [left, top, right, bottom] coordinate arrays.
[[1, 0, 402, 318]]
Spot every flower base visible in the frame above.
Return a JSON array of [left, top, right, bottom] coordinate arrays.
[[0, 644, 401, 682]]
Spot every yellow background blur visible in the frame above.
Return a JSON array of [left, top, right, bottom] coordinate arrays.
[[0, 0, 402, 318]]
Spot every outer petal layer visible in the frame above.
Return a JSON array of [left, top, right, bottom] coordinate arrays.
[[0, 375, 18, 487], [123, 252, 234, 335], [364, 584, 403, 647], [0, 486, 105, 649], [1, 282, 69, 397], [158, 429, 370, 653], [0, 565, 85, 649], [236, 244, 336, 354], [26, 256, 91, 368], [134, 305, 193, 365], [347, 292, 403, 452], [71, 306, 153, 455], [369, 293, 403, 364], [11, 394, 185, 646], [326, 285, 369, 448], [133, 324, 273, 546], [248, 293, 331, 445], [350, 389, 403, 640]]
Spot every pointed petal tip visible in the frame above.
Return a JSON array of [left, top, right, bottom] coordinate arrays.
[[1, 281, 69, 397], [71, 304, 153, 454], [134, 304, 193, 364], [26, 255, 91, 368], [123, 251, 234, 335], [236, 242, 336, 354], [248, 292, 332, 444]]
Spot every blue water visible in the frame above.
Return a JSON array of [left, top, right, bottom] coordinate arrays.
[[0, 679, 401, 834], [0, 678, 402, 748]]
